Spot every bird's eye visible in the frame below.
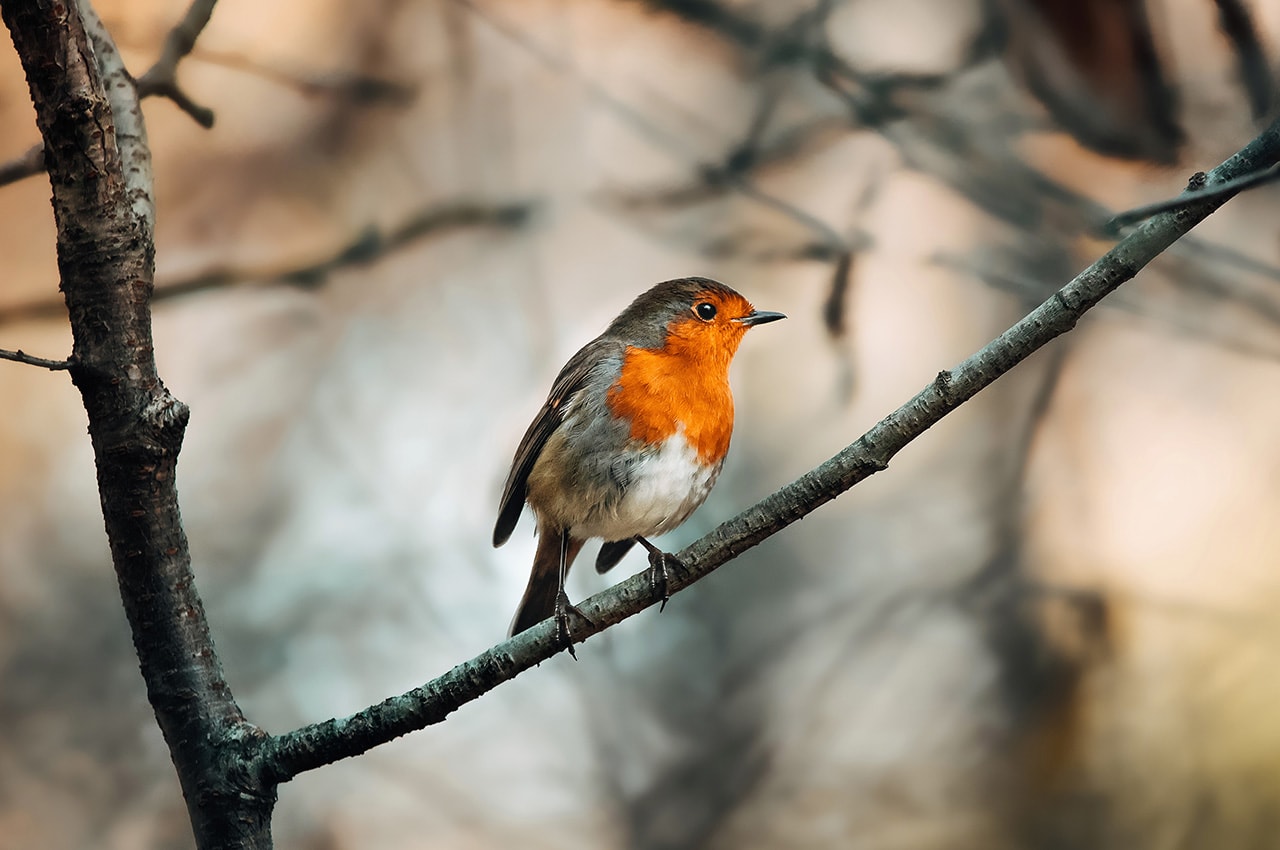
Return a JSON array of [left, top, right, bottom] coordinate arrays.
[[694, 302, 717, 321]]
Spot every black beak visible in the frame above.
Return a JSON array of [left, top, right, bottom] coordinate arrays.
[[735, 310, 786, 327]]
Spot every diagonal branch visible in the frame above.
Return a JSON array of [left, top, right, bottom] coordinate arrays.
[[1106, 164, 1280, 231], [256, 112, 1280, 783]]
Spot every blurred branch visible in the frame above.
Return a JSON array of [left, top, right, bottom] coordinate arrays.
[[462, 0, 856, 255], [812, 49, 1280, 295], [1213, 0, 1272, 118], [0, 347, 71, 370], [821, 250, 855, 338], [152, 200, 533, 299], [255, 113, 1280, 783], [0, 144, 44, 188], [135, 0, 218, 127], [998, 0, 1183, 162], [0, 200, 533, 324], [457, 0, 688, 156], [0, 0, 218, 192], [191, 47, 417, 105]]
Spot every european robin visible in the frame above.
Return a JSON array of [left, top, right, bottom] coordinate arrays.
[[493, 277, 784, 650]]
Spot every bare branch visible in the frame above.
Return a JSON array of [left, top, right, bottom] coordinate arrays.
[[0, 143, 44, 188], [0, 0, 218, 192], [137, 78, 215, 128], [1106, 165, 1280, 231], [821, 250, 854, 338], [1213, 0, 1272, 118], [256, 113, 1280, 783], [0, 200, 533, 326], [147, 200, 532, 299], [191, 47, 417, 105], [0, 347, 71, 370], [135, 0, 219, 127]]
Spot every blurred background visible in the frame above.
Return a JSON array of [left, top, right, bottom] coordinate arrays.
[[2, 0, 1280, 847]]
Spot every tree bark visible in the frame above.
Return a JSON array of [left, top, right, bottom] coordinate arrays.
[[0, 1, 273, 846]]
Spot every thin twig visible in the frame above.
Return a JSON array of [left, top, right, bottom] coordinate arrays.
[[460, 0, 854, 256], [0, 200, 533, 325], [191, 48, 417, 105], [933, 251, 1280, 362], [0, 347, 71, 370], [255, 113, 1280, 784], [149, 200, 532, 297], [1106, 164, 1280, 232], [135, 0, 219, 127]]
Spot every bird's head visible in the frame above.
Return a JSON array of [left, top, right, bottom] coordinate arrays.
[[607, 277, 784, 368]]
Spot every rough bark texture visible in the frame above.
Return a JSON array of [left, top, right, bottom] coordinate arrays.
[[0, 1, 272, 847]]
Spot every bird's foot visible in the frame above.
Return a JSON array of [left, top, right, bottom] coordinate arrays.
[[635, 537, 684, 613], [554, 588, 593, 660]]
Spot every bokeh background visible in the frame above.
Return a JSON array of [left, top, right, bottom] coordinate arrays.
[[3, 0, 1280, 847]]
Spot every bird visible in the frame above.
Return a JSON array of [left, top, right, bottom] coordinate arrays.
[[493, 277, 784, 652]]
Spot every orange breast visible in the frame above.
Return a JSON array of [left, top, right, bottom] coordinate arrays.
[[606, 340, 736, 464]]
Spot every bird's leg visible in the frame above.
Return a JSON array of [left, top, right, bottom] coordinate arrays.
[[634, 536, 684, 612], [554, 530, 593, 659]]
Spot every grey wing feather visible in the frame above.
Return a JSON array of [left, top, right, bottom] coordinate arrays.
[[492, 337, 624, 547]]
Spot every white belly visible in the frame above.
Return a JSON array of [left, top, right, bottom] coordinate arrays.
[[573, 429, 721, 541]]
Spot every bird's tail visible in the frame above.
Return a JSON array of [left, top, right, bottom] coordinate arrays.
[[509, 530, 585, 637]]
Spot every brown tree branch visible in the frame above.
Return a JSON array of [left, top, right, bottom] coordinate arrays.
[[0, 0, 218, 192], [191, 47, 417, 105], [148, 201, 533, 298], [135, 0, 218, 127], [0, 200, 534, 326], [0, 347, 71, 369], [254, 112, 1280, 783], [0, 0, 267, 847]]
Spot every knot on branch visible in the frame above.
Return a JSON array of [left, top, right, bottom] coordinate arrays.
[[143, 389, 191, 435], [933, 369, 954, 398], [858, 457, 889, 474], [1053, 289, 1082, 314], [137, 75, 215, 128]]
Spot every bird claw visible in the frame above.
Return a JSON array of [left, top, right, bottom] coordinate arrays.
[[642, 546, 684, 613], [554, 588, 593, 660]]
